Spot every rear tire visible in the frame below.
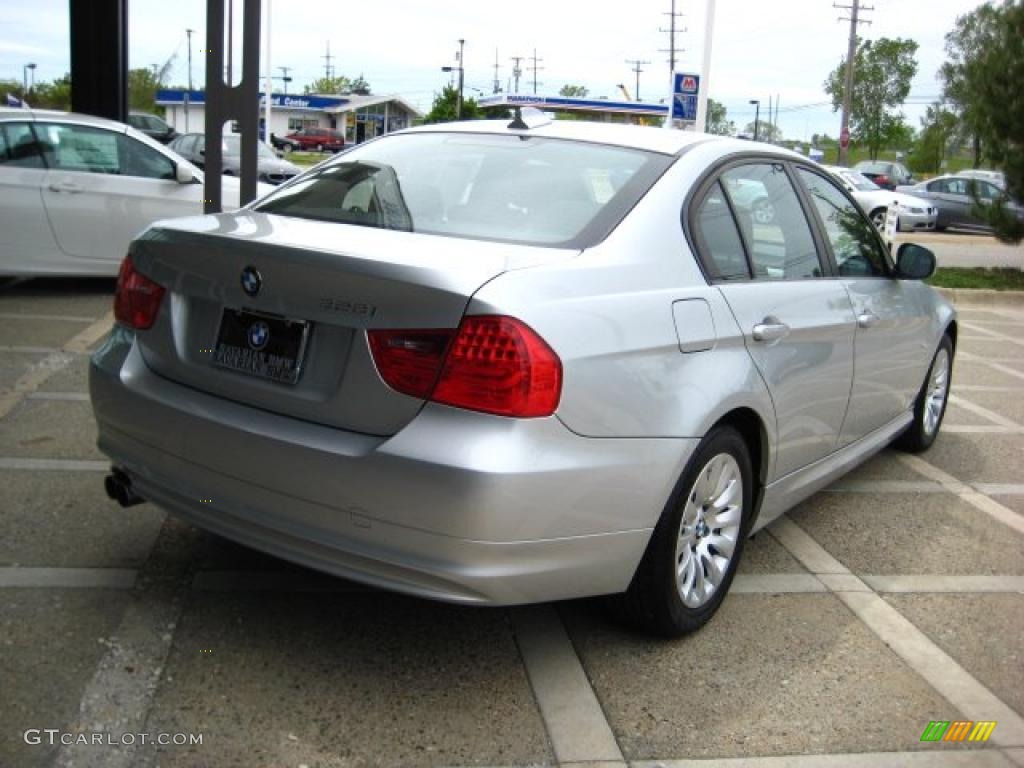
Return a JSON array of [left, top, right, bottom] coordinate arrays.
[[611, 426, 752, 637], [896, 334, 953, 453]]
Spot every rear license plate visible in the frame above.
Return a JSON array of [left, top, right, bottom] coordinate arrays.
[[212, 308, 310, 384]]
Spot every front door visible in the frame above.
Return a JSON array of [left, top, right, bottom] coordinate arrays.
[[36, 122, 199, 268], [795, 167, 931, 445], [697, 162, 856, 481]]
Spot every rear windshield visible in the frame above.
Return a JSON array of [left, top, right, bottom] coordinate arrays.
[[253, 132, 673, 247]]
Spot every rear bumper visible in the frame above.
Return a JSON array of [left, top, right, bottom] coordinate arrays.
[[90, 329, 694, 605]]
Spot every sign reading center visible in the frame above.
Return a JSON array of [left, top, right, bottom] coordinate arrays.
[[671, 72, 701, 122]]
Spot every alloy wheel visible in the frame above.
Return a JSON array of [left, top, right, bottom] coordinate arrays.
[[675, 453, 744, 608], [923, 347, 950, 437]]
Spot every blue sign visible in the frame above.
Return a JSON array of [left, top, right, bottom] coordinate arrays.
[[672, 73, 700, 121], [156, 89, 349, 111]]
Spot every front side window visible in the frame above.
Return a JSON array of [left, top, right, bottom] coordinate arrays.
[[797, 168, 887, 278], [720, 163, 822, 280], [254, 132, 672, 247], [36, 123, 174, 180], [0, 123, 45, 168]]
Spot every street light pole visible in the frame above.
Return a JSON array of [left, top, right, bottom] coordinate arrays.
[[749, 99, 760, 141]]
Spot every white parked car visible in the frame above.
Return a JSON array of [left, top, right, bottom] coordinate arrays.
[[824, 165, 936, 233], [0, 108, 272, 277]]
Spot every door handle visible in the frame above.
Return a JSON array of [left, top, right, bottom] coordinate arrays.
[[857, 311, 879, 329], [752, 319, 790, 342], [48, 181, 83, 194]]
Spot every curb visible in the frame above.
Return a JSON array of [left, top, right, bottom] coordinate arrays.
[[934, 287, 1024, 308]]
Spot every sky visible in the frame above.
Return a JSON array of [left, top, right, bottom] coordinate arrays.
[[0, 0, 987, 142]]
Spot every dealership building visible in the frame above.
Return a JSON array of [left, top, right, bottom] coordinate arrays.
[[156, 89, 422, 144], [476, 93, 671, 125]]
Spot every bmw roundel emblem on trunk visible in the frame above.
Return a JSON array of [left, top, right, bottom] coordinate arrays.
[[247, 321, 270, 351], [241, 266, 262, 297]]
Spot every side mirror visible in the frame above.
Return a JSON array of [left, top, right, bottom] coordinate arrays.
[[895, 242, 936, 280], [174, 162, 193, 184]]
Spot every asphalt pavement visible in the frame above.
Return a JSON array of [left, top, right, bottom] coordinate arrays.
[[895, 231, 1024, 269], [1, 272, 1022, 768]]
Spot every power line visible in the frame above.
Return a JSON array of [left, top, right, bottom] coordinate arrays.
[[833, 0, 873, 164], [322, 41, 335, 80], [528, 49, 544, 95], [658, 0, 686, 79], [509, 55, 524, 93], [625, 58, 651, 100]]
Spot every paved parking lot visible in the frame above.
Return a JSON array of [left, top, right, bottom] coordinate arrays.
[[1, 277, 1023, 768]]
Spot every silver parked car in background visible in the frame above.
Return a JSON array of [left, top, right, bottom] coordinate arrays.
[[169, 132, 301, 185], [824, 165, 936, 232], [91, 117, 956, 635], [897, 174, 1023, 232]]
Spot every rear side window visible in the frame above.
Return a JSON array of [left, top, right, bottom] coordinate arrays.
[[721, 163, 822, 280], [695, 182, 749, 281], [254, 132, 673, 248], [0, 123, 45, 168]]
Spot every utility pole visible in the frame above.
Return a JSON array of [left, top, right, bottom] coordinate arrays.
[[528, 49, 543, 94], [510, 56, 524, 94], [185, 28, 194, 132], [659, 0, 685, 80], [323, 41, 334, 80], [457, 39, 465, 120], [492, 48, 501, 93], [278, 66, 291, 94], [834, 0, 873, 165], [693, 0, 717, 133], [625, 59, 651, 101]]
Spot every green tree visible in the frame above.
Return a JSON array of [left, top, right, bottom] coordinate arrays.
[[824, 37, 919, 160], [706, 98, 734, 136], [350, 74, 371, 95], [558, 84, 589, 98], [32, 74, 72, 111], [940, 1, 1024, 242], [423, 85, 481, 123], [305, 75, 353, 95], [128, 67, 162, 113], [909, 103, 958, 175], [743, 119, 781, 143]]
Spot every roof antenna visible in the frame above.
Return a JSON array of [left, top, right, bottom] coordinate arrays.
[[507, 106, 528, 130]]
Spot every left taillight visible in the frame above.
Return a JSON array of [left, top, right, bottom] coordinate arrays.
[[114, 255, 165, 330]]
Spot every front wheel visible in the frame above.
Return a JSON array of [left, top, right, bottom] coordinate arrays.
[[612, 426, 752, 636], [896, 335, 953, 453]]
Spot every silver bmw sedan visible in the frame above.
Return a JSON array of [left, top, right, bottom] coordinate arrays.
[[90, 115, 955, 636]]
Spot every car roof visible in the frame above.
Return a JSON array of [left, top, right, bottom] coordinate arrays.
[[401, 118, 779, 157], [0, 106, 131, 133]]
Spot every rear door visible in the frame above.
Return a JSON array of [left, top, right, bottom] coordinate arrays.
[[795, 167, 930, 446], [37, 122, 201, 267], [0, 121, 61, 273], [695, 161, 856, 480]]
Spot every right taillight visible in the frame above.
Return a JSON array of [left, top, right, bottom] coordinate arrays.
[[368, 315, 562, 418], [114, 255, 165, 330]]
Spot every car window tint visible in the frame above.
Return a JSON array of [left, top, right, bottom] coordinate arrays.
[[254, 133, 672, 248], [945, 178, 968, 196], [975, 181, 1000, 201], [721, 163, 822, 280], [927, 179, 946, 193], [695, 182, 749, 281], [121, 136, 175, 180], [797, 168, 887, 278], [37, 123, 120, 174], [0, 122, 45, 168]]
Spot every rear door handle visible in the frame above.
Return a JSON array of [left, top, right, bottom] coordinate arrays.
[[48, 181, 83, 194], [857, 311, 879, 329], [752, 319, 790, 343]]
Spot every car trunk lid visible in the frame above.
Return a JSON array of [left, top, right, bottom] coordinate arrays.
[[130, 211, 574, 436]]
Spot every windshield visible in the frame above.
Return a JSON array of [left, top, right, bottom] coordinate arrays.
[[253, 132, 673, 247], [840, 171, 880, 191], [222, 136, 277, 158]]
